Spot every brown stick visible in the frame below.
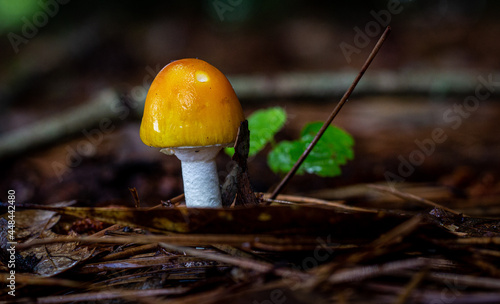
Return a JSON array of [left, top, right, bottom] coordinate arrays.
[[270, 26, 392, 199]]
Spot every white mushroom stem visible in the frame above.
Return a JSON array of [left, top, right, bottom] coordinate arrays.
[[161, 146, 223, 208]]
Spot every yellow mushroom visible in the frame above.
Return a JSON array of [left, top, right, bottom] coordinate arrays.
[[140, 58, 245, 208]]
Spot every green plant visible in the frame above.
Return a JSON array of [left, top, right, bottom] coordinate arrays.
[[226, 107, 354, 177]]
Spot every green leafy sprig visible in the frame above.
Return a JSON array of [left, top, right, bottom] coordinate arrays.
[[226, 107, 354, 178]]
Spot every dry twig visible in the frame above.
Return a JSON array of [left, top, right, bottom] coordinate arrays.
[[270, 26, 391, 199]]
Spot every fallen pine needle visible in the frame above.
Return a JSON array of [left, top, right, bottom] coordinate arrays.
[[327, 258, 427, 285], [36, 287, 190, 304], [368, 184, 463, 216], [158, 242, 311, 282], [395, 268, 429, 304], [16, 233, 321, 251], [454, 237, 500, 245], [0, 273, 83, 288], [262, 193, 377, 213]]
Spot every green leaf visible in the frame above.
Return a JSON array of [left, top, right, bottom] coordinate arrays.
[[268, 122, 354, 177], [267, 140, 303, 174], [301, 122, 354, 165], [225, 107, 286, 157]]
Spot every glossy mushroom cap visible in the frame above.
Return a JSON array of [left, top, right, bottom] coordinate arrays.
[[140, 58, 245, 148]]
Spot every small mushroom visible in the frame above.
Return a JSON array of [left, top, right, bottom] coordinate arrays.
[[140, 58, 245, 208]]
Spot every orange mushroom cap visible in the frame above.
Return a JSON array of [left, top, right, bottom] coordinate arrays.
[[140, 58, 245, 148]]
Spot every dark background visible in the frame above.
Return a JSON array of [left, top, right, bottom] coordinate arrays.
[[1, 0, 499, 206]]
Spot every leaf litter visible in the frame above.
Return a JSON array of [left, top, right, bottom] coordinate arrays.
[[2, 187, 500, 303]]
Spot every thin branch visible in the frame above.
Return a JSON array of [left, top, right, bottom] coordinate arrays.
[[270, 26, 392, 199]]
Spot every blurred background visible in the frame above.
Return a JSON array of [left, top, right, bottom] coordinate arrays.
[[1, 0, 500, 207]]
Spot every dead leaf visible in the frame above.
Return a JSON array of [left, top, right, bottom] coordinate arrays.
[[25, 230, 93, 277]]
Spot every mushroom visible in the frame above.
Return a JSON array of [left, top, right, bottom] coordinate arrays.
[[140, 58, 245, 208]]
